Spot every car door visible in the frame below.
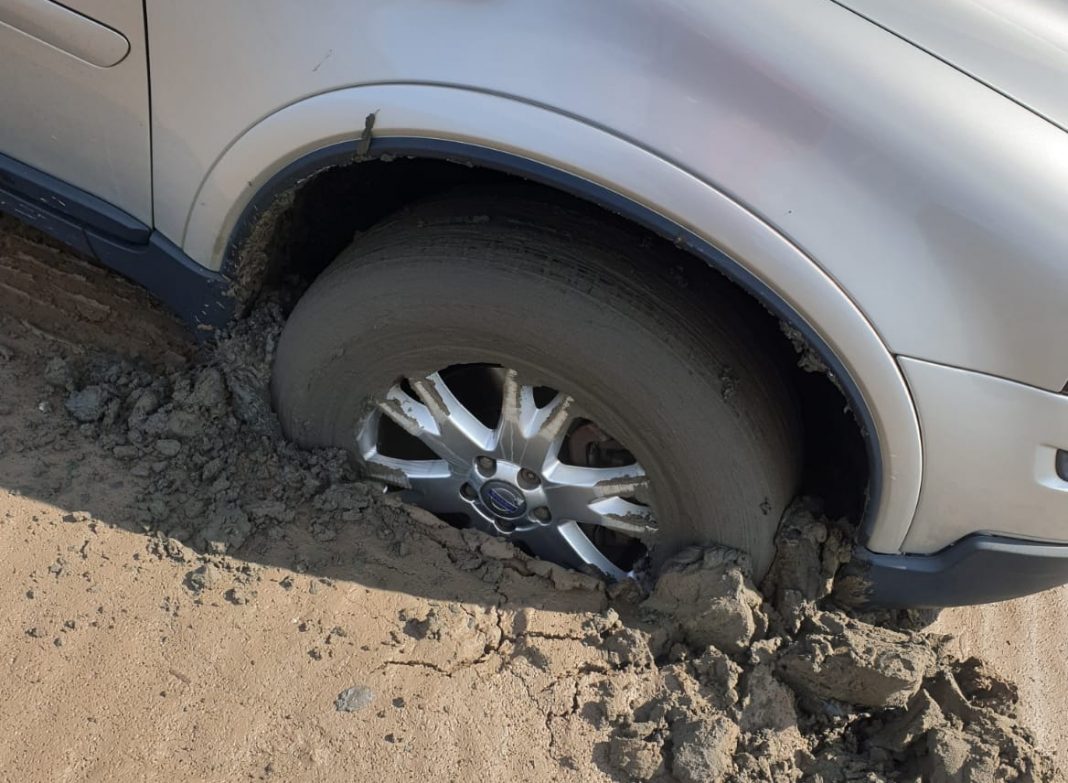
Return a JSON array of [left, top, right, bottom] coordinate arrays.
[[0, 0, 151, 223]]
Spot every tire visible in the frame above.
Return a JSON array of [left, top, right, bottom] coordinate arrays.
[[272, 187, 801, 579]]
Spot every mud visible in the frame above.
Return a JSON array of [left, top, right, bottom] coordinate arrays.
[[0, 223, 1063, 781]]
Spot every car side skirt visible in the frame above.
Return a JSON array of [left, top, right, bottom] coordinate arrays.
[[0, 150, 233, 332]]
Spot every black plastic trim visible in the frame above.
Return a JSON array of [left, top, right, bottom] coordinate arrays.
[[0, 181, 96, 256], [858, 536, 1068, 608], [0, 153, 233, 332], [1056, 449, 1068, 482], [85, 229, 233, 329], [0, 151, 148, 243], [223, 136, 886, 541]]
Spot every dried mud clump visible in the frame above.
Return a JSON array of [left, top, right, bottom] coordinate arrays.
[[52, 301, 357, 559], [49, 303, 1063, 783]]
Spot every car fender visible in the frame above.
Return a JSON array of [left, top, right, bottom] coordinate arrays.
[[180, 83, 923, 554]]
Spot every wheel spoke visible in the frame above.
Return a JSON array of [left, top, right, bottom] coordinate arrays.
[[544, 461, 649, 496], [362, 449, 469, 515], [495, 369, 576, 467], [377, 373, 494, 466], [517, 521, 628, 581], [496, 370, 537, 461], [542, 461, 656, 535], [404, 474, 470, 516], [585, 496, 657, 536]]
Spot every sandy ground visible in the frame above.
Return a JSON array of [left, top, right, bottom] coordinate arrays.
[[1, 216, 1065, 780], [936, 593, 1068, 758], [1, 222, 615, 782]]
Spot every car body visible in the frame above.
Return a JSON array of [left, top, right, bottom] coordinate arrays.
[[1, 0, 1067, 606]]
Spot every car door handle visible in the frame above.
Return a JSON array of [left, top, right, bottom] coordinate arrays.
[[0, 0, 130, 67]]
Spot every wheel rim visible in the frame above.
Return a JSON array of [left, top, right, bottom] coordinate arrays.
[[356, 365, 657, 580]]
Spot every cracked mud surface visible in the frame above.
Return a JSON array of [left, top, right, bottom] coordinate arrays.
[[0, 216, 1066, 782]]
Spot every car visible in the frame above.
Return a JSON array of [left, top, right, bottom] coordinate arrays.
[[2, 0, 1066, 608]]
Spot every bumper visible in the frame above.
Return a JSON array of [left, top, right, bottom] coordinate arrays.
[[895, 358, 1068, 554], [858, 536, 1068, 608], [863, 358, 1068, 606]]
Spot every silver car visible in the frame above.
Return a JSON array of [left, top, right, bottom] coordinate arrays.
[[2, 0, 1066, 606]]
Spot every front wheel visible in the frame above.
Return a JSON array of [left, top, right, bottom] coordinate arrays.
[[271, 189, 801, 579]]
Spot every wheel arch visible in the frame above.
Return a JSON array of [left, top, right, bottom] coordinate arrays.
[[183, 84, 922, 554]]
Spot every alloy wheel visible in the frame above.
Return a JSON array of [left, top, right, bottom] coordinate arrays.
[[356, 365, 657, 579]]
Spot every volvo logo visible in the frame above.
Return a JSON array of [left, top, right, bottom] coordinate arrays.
[[480, 480, 528, 519]]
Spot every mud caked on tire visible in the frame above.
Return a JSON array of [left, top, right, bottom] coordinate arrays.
[[272, 188, 801, 579]]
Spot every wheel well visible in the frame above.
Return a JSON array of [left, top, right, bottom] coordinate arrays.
[[232, 154, 870, 525]]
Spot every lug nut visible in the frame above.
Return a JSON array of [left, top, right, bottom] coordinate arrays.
[[460, 483, 477, 500], [532, 507, 551, 523], [476, 456, 496, 475], [518, 468, 540, 488], [496, 518, 515, 533]]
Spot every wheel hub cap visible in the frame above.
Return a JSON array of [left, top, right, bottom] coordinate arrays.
[[478, 477, 529, 521]]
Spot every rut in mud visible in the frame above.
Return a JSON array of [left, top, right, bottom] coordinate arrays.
[[0, 218, 1062, 782]]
